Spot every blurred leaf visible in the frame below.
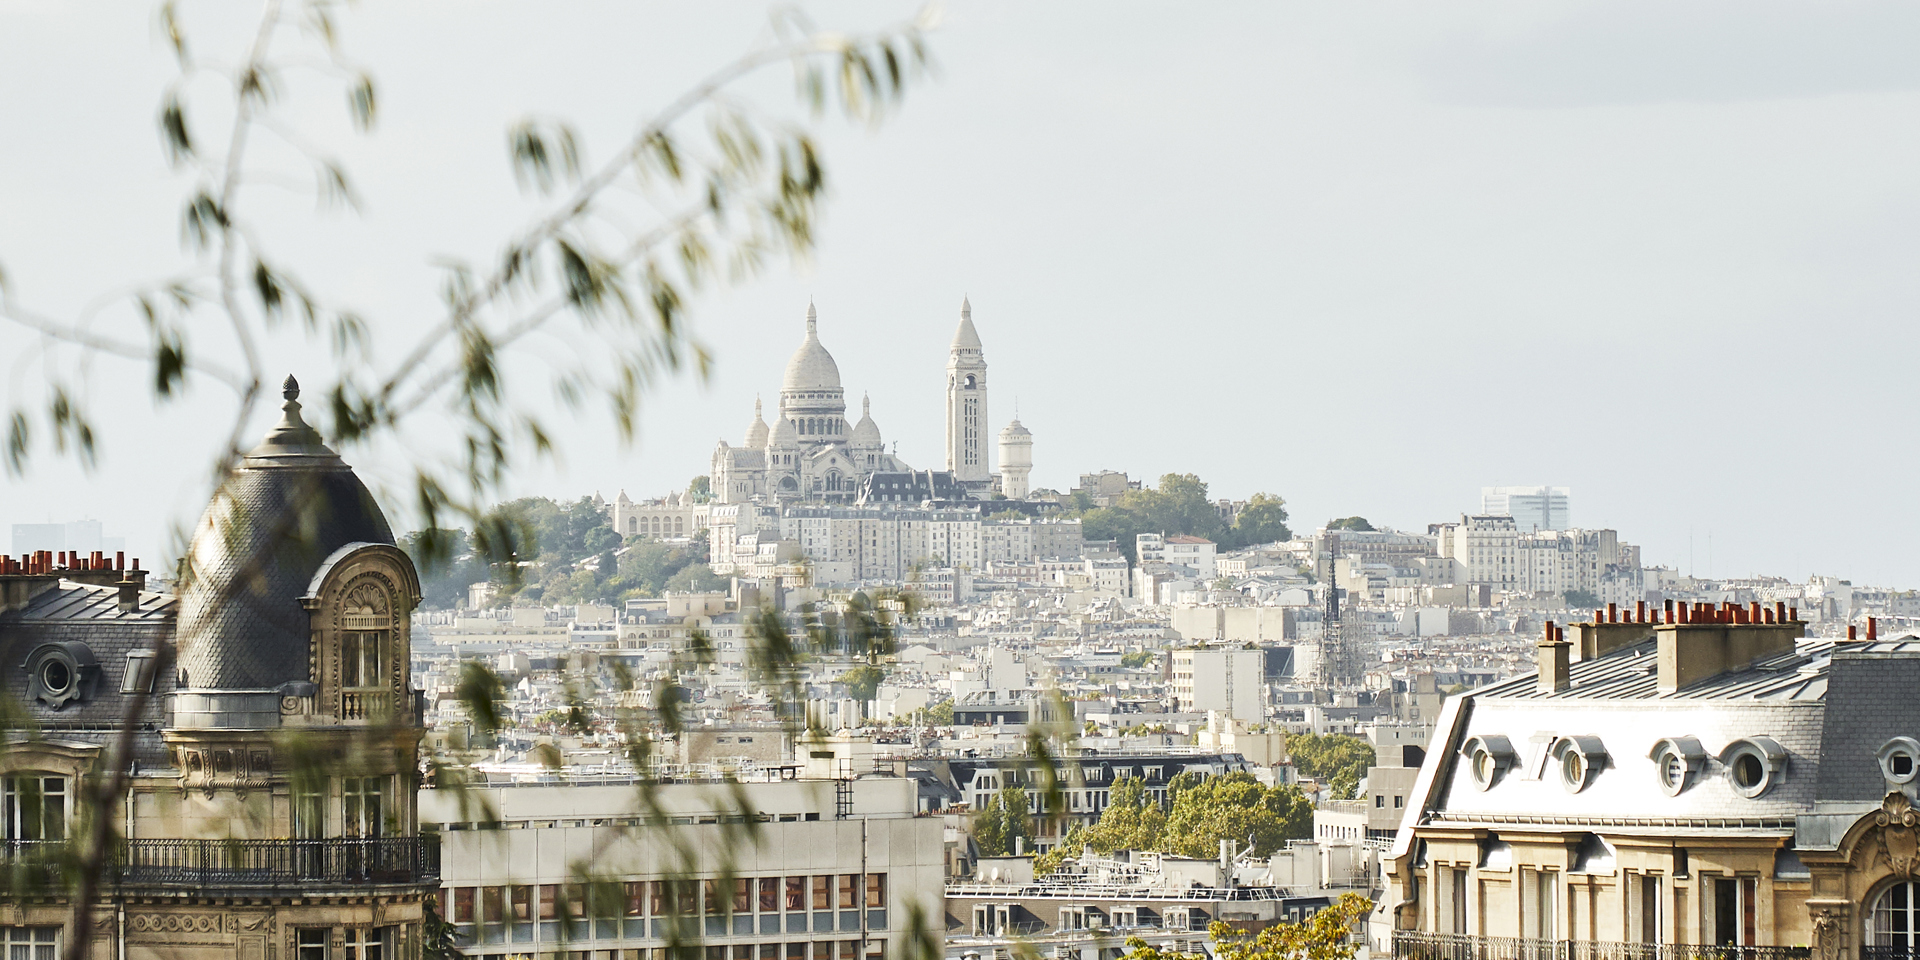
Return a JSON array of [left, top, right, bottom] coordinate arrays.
[[159, 95, 194, 167], [349, 73, 376, 131]]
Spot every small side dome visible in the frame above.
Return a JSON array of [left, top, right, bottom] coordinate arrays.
[[850, 394, 882, 448], [769, 415, 799, 448], [999, 418, 1031, 440], [746, 397, 770, 449]]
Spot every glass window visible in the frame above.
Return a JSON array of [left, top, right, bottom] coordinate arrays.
[[454, 887, 476, 924], [344, 927, 389, 960], [837, 876, 856, 910], [811, 877, 830, 911], [539, 885, 559, 921], [864, 875, 885, 909], [342, 777, 384, 839], [1874, 881, 1920, 948], [734, 878, 751, 914], [3, 777, 66, 841], [625, 882, 645, 918], [296, 930, 327, 960], [342, 631, 387, 690], [759, 878, 780, 913]]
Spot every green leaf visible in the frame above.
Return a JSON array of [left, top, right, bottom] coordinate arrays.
[[5, 411, 28, 475], [159, 95, 194, 167], [348, 73, 376, 131], [252, 260, 284, 318]]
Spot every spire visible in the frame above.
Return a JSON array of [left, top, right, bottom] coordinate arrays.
[[806, 300, 818, 337], [950, 297, 983, 353], [863, 393, 871, 417], [754, 396, 763, 418]]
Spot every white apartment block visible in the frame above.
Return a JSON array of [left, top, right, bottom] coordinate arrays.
[[1164, 536, 1217, 580], [425, 777, 944, 960], [1169, 647, 1264, 722], [1434, 516, 1638, 599]]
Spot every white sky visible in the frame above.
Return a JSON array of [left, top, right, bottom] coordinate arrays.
[[3, 1, 1919, 585]]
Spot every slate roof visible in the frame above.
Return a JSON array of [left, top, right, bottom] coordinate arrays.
[[1418, 634, 1920, 838], [174, 381, 394, 691], [0, 580, 179, 765]]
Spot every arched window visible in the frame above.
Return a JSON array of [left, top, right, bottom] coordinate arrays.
[[340, 582, 391, 719], [1872, 881, 1920, 949], [674, 516, 685, 535], [626, 516, 636, 534]]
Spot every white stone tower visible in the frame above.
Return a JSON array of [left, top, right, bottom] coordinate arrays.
[[945, 297, 990, 483], [997, 417, 1033, 499]]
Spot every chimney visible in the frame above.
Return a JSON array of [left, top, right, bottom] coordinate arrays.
[[1571, 610, 1657, 662], [1656, 606, 1804, 693], [116, 562, 146, 614], [1538, 621, 1572, 694]]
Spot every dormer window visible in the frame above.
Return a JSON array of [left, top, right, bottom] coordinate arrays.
[[1880, 738, 1920, 786], [1651, 737, 1708, 796], [1462, 735, 1517, 791], [1551, 736, 1608, 794], [1722, 737, 1788, 798]]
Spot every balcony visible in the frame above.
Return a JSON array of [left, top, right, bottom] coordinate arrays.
[[0, 836, 439, 891], [1392, 932, 1811, 960]]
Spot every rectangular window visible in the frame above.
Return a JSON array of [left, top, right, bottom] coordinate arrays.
[[734, 878, 752, 914], [760, 878, 780, 913], [812, 877, 831, 911], [540, 884, 559, 921], [294, 780, 325, 840], [454, 887, 476, 924], [296, 930, 327, 960], [3, 777, 65, 841], [864, 875, 886, 909], [837, 876, 857, 910], [344, 927, 390, 960], [342, 631, 385, 688], [342, 777, 384, 838]]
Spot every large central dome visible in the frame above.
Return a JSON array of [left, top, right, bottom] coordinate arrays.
[[175, 378, 394, 691], [782, 302, 843, 394]]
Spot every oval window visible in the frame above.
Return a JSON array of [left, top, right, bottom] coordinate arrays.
[[1733, 753, 1765, 790], [40, 660, 71, 696]]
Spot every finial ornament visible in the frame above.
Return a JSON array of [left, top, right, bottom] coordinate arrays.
[[961, 295, 971, 319], [806, 300, 818, 334], [863, 393, 871, 417], [283, 375, 300, 401]]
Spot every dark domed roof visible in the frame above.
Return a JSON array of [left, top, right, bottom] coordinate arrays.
[[175, 377, 394, 691]]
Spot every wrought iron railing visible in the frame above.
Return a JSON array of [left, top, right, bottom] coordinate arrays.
[[1392, 932, 1811, 960], [1862, 948, 1920, 960], [0, 836, 438, 889]]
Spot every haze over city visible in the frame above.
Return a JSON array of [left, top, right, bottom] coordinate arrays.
[[6, 1, 1920, 584]]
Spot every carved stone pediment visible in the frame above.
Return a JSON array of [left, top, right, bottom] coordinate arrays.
[[1878, 791, 1920, 878]]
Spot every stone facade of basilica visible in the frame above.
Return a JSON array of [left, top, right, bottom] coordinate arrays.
[[710, 299, 1022, 505]]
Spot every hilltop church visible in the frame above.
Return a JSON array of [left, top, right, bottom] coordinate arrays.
[[709, 298, 1034, 505]]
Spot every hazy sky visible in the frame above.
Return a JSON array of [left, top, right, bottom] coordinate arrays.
[[4, 2, 1919, 585]]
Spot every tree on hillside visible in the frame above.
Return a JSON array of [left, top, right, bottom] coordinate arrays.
[[1079, 473, 1225, 562], [1221, 492, 1291, 549], [1326, 516, 1374, 532]]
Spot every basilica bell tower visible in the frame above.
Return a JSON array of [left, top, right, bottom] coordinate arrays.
[[944, 297, 990, 486]]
